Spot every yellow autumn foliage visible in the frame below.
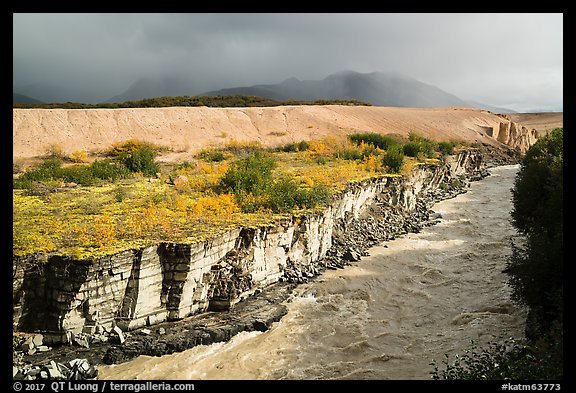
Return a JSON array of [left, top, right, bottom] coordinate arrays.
[[14, 134, 433, 260], [69, 150, 88, 163], [189, 193, 239, 218]]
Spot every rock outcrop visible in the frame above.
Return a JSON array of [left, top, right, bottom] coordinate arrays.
[[485, 120, 538, 153]]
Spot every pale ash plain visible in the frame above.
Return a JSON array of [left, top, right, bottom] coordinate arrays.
[[13, 106, 561, 164]]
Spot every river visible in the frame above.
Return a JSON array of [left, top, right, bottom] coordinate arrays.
[[98, 164, 526, 380]]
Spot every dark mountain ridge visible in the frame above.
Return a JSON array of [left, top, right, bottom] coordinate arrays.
[[14, 70, 516, 113], [13, 92, 44, 104], [203, 70, 465, 108], [201, 70, 515, 112]]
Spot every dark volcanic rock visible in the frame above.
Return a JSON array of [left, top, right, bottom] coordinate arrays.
[[21, 282, 295, 369], [342, 249, 362, 262]]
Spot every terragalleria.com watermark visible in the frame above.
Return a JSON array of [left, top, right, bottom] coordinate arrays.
[[12, 381, 195, 392]]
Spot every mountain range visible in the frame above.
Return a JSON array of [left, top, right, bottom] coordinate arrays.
[[104, 76, 196, 104], [13, 92, 44, 104], [204, 71, 465, 107], [14, 70, 516, 113]]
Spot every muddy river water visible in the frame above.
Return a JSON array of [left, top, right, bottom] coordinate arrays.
[[98, 164, 526, 380]]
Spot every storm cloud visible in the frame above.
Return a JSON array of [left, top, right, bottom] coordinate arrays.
[[13, 13, 563, 111]]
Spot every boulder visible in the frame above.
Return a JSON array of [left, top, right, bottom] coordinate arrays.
[[342, 249, 361, 262], [112, 326, 125, 344], [32, 334, 44, 347], [46, 364, 63, 379], [68, 359, 98, 380], [20, 340, 34, 353], [73, 334, 90, 349], [82, 325, 97, 335]]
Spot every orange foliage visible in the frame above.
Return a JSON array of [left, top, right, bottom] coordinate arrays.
[[177, 161, 229, 192], [189, 193, 239, 218], [308, 141, 328, 156], [93, 213, 116, 247], [362, 155, 382, 172]]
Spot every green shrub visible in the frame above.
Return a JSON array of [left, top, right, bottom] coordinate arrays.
[[60, 164, 97, 186], [175, 161, 194, 170], [15, 95, 371, 109], [223, 139, 263, 155], [219, 152, 276, 198], [338, 148, 363, 161], [349, 132, 398, 150], [90, 159, 130, 181], [119, 146, 160, 175], [279, 141, 310, 152], [114, 186, 127, 202], [266, 176, 331, 213], [431, 338, 523, 380], [405, 132, 437, 158], [12, 177, 33, 190], [314, 156, 328, 165], [337, 144, 381, 161], [218, 152, 331, 213], [197, 148, 227, 162], [13, 157, 64, 188], [29, 157, 64, 180], [437, 141, 455, 156], [359, 144, 381, 158], [382, 145, 404, 173], [13, 157, 134, 189], [402, 141, 421, 157]]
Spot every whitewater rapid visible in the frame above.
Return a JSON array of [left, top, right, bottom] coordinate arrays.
[[98, 164, 525, 380]]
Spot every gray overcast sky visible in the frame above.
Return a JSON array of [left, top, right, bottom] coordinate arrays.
[[13, 13, 563, 111]]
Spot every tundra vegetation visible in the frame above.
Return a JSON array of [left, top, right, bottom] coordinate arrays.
[[431, 128, 563, 380], [13, 132, 461, 261]]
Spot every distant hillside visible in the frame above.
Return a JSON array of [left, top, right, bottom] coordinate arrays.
[[105, 76, 196, 103], [465, 100, 517, 114], [13, 92, 44, 104], [13, 83, 85, 104], [202, 70, 470, 108]]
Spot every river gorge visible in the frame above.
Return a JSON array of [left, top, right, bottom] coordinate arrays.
[[96, 164, 525, 380]]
